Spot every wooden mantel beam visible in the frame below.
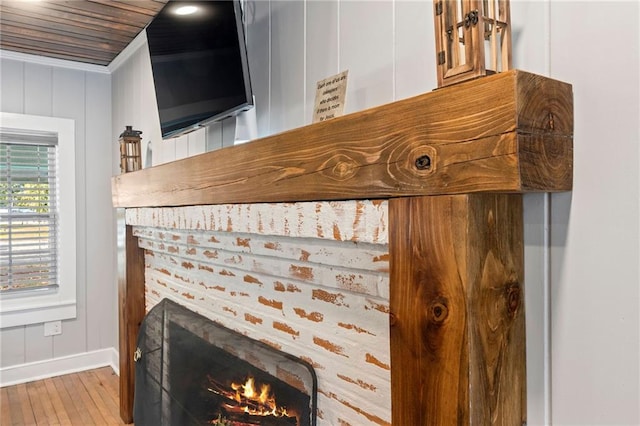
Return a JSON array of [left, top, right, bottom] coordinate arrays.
[[112, 70, 572, 208]]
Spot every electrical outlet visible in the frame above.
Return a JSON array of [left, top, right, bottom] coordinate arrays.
[[44, 320, 62, 336]]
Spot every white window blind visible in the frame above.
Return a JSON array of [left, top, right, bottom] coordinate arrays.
[[0, 130, 59, 294]]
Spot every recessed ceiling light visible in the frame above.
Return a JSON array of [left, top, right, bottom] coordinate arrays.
[[175, 5, 198, 15]]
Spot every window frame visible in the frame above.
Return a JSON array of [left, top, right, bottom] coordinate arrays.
[[0, 112, 76, 328]]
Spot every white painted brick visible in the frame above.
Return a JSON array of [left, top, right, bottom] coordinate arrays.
[[133, 228, 389, 272], [126, 200, 389, 244], [129, 200, 392, 425], [139, 237, 387, 298]]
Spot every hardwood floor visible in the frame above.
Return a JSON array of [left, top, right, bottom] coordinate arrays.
[[0, 367, 128, 425]]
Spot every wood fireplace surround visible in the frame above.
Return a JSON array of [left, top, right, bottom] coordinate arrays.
[[112, 70, 573, 425]]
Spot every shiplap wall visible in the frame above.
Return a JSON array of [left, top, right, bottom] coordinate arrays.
[[0, 57, 116, 368], [110, 1, 640, 425]]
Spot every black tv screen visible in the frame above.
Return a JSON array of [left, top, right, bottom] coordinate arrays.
[[146, 0, 253, 138]]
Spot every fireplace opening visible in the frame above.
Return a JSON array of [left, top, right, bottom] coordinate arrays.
[[134, 299, 317, 426]]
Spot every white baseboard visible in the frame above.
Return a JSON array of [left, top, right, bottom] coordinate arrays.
[[0, 347, 119, 387]]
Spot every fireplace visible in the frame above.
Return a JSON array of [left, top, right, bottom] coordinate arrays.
[[114, 70, 573, 424], [134, 299, 317, 426]]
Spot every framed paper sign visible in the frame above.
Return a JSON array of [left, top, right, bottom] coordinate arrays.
[[312, 70, 348, 123]]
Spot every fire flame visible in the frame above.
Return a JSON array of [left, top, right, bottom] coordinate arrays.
[[206, 374, 293, 422], [230, 376, 289, 417]]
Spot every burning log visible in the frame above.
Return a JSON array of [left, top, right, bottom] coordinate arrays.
[[205, 375, 298, 426]]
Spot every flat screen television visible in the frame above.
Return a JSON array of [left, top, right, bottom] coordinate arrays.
[[146, 0, 253, 139]]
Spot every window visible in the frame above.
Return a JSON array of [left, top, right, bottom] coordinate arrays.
[[1, 135, 58, 293], [0, 112, 76, 328]]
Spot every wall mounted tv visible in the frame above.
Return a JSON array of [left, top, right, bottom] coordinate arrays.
[[146, 0, 253, 139]]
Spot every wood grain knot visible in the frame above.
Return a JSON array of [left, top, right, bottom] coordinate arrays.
[[319, 154, 359, 181], [333, 161, 356, 179], [506, 283, 521, 317], [389, 312, 397, 326], [403, 144, 437, 177], [428, 299, 449, 324], [415, 155, 431, 170]]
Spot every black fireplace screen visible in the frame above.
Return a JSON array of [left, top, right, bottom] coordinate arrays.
[[134, 299, 317, 426]]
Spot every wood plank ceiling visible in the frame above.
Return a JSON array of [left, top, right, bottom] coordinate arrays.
[[0, 0, 168, 66]]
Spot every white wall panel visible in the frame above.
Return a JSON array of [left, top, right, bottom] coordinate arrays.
[[23, 325, 53, 363], [175, 134, 189, 160], [24, 63, 52, 116], [270, 1, 305, 134], [221, 116, 237, 148], [111, 61, 125, 174], [306, 1, 339, 122], [205, 121, 224, 152], [52, 67, 88, 359], [394, 1, 434, 100], [549, 2, 640, 424], [245, 0, 272, 137], [522, 193, 549, 426], [128, 46, 143, 131], [187, 127, 206, 156], [115, 56, 134, 127], [137, 43, 162, 167], [21, 63, 57, 364], [159, 138, 176, 165], [150, 139, 164, 166], [339, 1, 393, 113], [0, 58, 26, 369], [510, 1, 548, 76], [0, 327, 25, 367], [85, 72, 115, 352], [0, 59, 24, 113], [113, 59, 129, 171]]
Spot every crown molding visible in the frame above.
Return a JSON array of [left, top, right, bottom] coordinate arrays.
[[0, 50, 109, 74], [108, 30, 148, 73]]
